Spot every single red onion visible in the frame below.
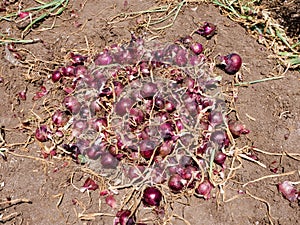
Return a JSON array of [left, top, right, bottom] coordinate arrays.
[[154, 96, 165, 110], [74, 65, 87, 77], [165, 100, 176, 113], [113, 81, 124, 97], [190, 42, 203, 55], [278, 181, 299, 202], [210, 130, 227, 147], [159, 122, 175, 139], [228, 120, 250, 138], [196, 22, 216, 38], [115, 210, 135, 225], [85, 146, 102, 160], [175, 49, 188, 66], [220, 53, 242, 74], [196, 178, 214, 200], [52, 109, 69, 127], [181, 35, 193, 45], [101, 152, 119, 169], [70, 53, 87, 65], [92, 117, 108, 132], [143, 186, 162, 206], [51, 70, 62, 82], [35, 125, 51, 142], [95, 51, 113, 65], [139, 140, 156, 160], [115, 97, 134, 116], [61, 65, 76, 77], [175, 119, 184, 131], [129, 108, 144, 125], [72, 120, 88, 137], [168, 174, 185, 192], [140, 82, 158, 99], [127, 165, 145, 180], [214, 151, 227, 166], [158, 140, 174, 157], [64, 96, 81, 114], [208, 111, 224, 127], [180, 165, 198, 181]]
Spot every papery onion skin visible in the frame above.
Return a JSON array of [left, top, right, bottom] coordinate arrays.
[[278, 181, 299, 202]]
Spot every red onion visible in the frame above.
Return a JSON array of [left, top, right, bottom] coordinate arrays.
[[220, 53, 242, 74], [214, 151, 227, 166], [154, 96, 165, 110], [95, 51, 113, 65], [208, 111, 224, 127], [195, 178, 214, 200], [80, 177, 99, 192], [197, 142, 208, 155], [52, 109, 69, 127], [278, 181, 299, 202], [129, 108, 144, 125], [127, 165, 145, 179], [70, 53, 87, 65], [139, 140, 156, 160], [140, 82, 158, 99], [228, 120, 250, 138], [64, 96, 81, 114], [61, 65, 75, 77], [113, 81, 124, 97], [115, 210, 135, 225], [190, 42, 203, 55], [85, 146, 102, 160], [158, 140, 174, 157], [175, 49, 188, 66], [168, 174, 185, 192], [115, 97, 134, 116], [165, 100, 176, 113], [92, 117, 108, 132], [74, 65, 87, 77], [101, 152, 119, 169], [105, 195, 117, 208], [18, 11, 29, 19], [72, 120, 88, 137], [181, 35, 193, 45], [142, 186, 162, 206], [51, 70, 62, 82], [35, 125, 51, 142], [18, 90, 27, 100], [159, 122, 175, 139], [196, 22, 216, 38], [210, 130, 227, 146], [180, 165, 197, 181]]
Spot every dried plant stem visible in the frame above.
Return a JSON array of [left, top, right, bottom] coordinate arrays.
[[246, 190, 274, 225], [0, 198, 31, 206]]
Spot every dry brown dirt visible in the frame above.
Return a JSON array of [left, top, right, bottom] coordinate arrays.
[[0, 1, 299, 225]]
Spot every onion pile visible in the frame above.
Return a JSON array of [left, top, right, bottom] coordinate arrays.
[[40, 24, 251, 223]]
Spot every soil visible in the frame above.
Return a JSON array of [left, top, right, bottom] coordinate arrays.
[[0, 1, 299, 225]]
